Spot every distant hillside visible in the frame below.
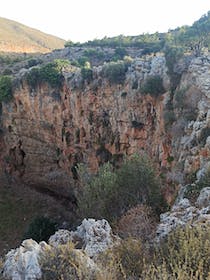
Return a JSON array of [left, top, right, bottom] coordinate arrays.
[[0, 17, 65, 53]]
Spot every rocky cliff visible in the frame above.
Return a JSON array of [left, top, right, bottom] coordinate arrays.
[[1, 51, 210, 202]]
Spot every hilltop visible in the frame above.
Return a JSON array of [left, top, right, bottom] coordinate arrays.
[[0, 17, 65, 53]]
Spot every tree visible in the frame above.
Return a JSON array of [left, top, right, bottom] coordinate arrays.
[[0, 75, 12, 102]]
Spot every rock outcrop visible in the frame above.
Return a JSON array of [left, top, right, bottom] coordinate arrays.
[[156, 187, 210, 240], [49, 218, 117, 258], [3, 218, 116, 280], [3, 239, 49, 280]]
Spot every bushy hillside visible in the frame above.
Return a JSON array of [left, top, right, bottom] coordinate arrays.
[[0, 17, 65, 53]]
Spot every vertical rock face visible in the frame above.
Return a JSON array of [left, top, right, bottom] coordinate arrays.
[[1, 53, 210, 196], [0, 55, 172, 193], [172, 56, 210, 177]]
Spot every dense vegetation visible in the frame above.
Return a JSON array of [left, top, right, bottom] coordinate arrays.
[[77, 154, 167, 222], [101, 60, 129, 85], [141, 75, 165, 96], [26, 60, 67, 88]]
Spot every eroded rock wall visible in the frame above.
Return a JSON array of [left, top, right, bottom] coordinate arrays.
[[1, 53, 210, 198]]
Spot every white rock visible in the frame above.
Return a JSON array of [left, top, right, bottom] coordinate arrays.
[[3, 239, 49, 280], [156, 192, 210, 241], [48, 229, 72, 247], [196, 187, 210, 208], [72, 218, 115, 258], [172, 198, 191, 211]]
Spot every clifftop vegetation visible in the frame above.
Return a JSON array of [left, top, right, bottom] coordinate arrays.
[[66, 11, 210, 56]]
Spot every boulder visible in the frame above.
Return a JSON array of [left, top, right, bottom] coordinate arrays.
[[49, 219, 116, 258], [72, 218, 116, 258], [156, 190, 210, 241], [48, 229, 73, 247], [3, 239, 49, 280], [196, 187, 210, 208]]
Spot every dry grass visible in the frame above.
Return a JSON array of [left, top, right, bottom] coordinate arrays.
[[40, 242, 100, 280], [141, 225, 210, 280], [0, 17, 65, 53]]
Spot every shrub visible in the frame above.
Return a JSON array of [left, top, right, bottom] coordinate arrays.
[[64, 40, 76, 47], [145, 225, 210, 280], [81, 67, 93, 83], [2, 68, 13, 75], [113, 47, 128, 60], [77, 154, 167, 222], [40, 242, 99, 280], [77, 56, 89, 67], [141, 75, 165, 96], [26, 67, 41, 88], [84, 48, 105, 60], [116, 154, 167, 216], [53, 59, 70, 72], [98, 238, 145, 280], [39, 62, 63, 88], [27, 58, 42, 68], [115, 204, 157, 241], [102, 61, 128, 84], [26, 62, 64, 89], [77, 163, 118, 221], [0, 75, 13, 102], [23, 216, 57, 242]]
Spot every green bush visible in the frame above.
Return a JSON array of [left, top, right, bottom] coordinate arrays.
[[64, 40, 76, 47], [39, 62, 63, 88], [116, 154, 167, 216], [81, 67, 93, 83], [102, 61, 128, 84], [113, 47, 128, 60], [23, 216, 57, 242], [0, 75, 13, 102], [84, 48, 105, 60], [26, 67, 41, 88], [141, 75, 165, 96], [26, 62, 64, 89], [77, 163, 118, 221], [77, 154, 167, 221], [77, 56, 89, 67]]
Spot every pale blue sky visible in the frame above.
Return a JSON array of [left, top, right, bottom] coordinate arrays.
[[1, 0, 210, 42]]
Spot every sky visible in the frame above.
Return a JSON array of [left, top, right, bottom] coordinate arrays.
[[1, 0, 210, 42]]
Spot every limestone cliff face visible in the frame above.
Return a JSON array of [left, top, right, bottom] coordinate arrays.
[[1, 53, 210, 198], [172, 56, 210, 178]]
